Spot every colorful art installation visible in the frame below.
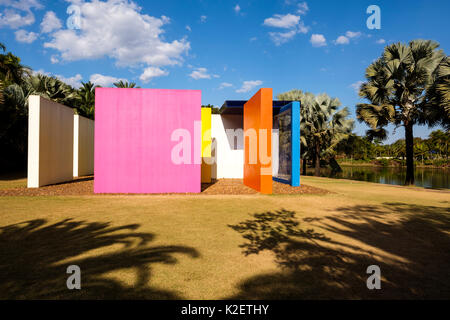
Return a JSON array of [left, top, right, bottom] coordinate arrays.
[[27, 87, 301, 194]]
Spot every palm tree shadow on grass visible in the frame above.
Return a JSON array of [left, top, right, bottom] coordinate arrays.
[[228, 206, 450, 299], [0, 219, 199, 299]]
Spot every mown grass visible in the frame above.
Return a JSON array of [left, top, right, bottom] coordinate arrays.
[[0, 176, 449, 299]]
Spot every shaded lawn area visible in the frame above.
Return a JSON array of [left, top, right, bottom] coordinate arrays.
[[0, 176, 449, 299], [0, 171, 26, 190]]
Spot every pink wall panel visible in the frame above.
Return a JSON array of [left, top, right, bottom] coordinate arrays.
[[94, 88, 201, 194]]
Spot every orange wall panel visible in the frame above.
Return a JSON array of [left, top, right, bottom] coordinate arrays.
[[243, 88, 273, 194]]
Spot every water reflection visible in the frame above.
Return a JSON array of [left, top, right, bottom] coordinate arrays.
[[305, 166, 450, 189]]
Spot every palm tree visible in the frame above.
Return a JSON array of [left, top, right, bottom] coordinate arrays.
[[0, 42, 5, 52], [277, 90, 310, 175], [414, 141, 428, 165], [0, 82, 30, 167], [0, 50, 31, 85], [429, 129, 449, 160], [278, 90, 354, 176], [423, 56, 450, 130], [356, 40, 449, 185], [25, 74, 77, 105], [76, 81, 98, 119], [305, 94, 354, 176], [113, 80, 140, 88]]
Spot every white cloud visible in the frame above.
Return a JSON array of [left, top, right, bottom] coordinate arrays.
[[0, 0, 41, 11], [376, 38, 386, 44], [189, 67, 213, 80], [40, 11, 62, 33], [269, 29, 297, 46], [234, 4, 241, 14], [44, 0, 190, 77], [250, 36, 257, 42], [14, 29, 38, 43], [200, 15, 207, 23], [185, 25, 191, 32], [50, 55, 59, 64], [310, 34, 326, 47], [56, 73, 83, 89], [218, 82, 233, 89], [334, 30, 362, 45], [139, 67, 169, 82], [263, 13, 308, 45], [346, 31, 361, 38], [0, 0, 42, 29], [297, 2, 309, 15], [350, 81, 364, 93], [264, 13, 300, 29], [90, 73, 128, 87], [236, 80, 263, 93], [335, 35, 349, 45]]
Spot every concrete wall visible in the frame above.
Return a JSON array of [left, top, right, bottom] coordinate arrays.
[[211, 114, 244, 179], [73, 115, 95, 177], [27, 95, 74, 188]]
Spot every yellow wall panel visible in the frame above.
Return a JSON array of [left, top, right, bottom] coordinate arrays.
[[201, 108, 212, 182], [201, 108, 212, 157]]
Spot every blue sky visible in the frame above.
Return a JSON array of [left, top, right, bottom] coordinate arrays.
[[1, 0, 449, 143]]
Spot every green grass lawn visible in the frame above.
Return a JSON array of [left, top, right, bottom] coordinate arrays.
[[0, 176, 449, 299]]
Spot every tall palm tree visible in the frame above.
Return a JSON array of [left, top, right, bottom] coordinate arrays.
[[113, 80, 140, 88], [356, 40, 449, 185], [76, 81, 98, 119]]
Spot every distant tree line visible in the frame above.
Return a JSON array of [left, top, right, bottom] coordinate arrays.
[[335, 130, 449, 166]]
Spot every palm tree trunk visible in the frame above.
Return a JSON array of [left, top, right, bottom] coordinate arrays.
[[315, 141, 320, 177], [302, 157, 307, 176], [404, 123, 415, 185]]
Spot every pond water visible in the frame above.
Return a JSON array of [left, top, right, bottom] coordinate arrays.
[[305, 166, 450, 189]]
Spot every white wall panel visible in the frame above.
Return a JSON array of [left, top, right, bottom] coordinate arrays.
[[27, 95, 74, 188], [73, 115, 94, 177], [211, 114, 244, 179]]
